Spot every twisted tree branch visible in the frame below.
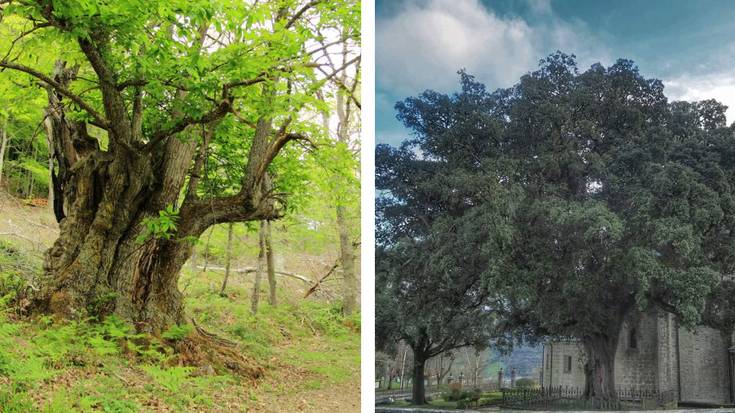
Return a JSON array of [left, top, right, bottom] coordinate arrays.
[[0, 60, 108, 128]]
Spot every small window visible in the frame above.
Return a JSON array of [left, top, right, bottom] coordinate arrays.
[[629, 328, 638, 349], [546, 352, 551, 369], [563, 355, 572, 373]]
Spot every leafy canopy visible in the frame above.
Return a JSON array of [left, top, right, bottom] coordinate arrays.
[[379, 52, 735, 351], [0, 0, 360, 210]]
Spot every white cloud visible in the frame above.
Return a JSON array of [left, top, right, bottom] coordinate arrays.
[[664, 72, 735, 125], [378, 0, 735, 126], [525, 0, 552, 16], [377, 0, 610, 96]]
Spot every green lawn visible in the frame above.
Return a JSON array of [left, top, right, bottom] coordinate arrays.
[[387, 391, 503, 410]]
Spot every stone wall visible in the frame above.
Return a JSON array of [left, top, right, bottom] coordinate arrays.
[[541, 341, 586, 388], [614, 309, 659, 390], [678, 326, 731, 404], [541, 307, 734, 405]]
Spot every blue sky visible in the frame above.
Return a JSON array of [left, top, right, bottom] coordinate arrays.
[[376, 0, 735, 145]]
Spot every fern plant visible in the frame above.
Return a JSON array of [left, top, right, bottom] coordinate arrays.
[[161, 324, 193, 342], [143, 365, 194, 393], [0, 388, 36, 413]]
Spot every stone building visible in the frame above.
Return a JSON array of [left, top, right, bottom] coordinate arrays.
[[540, 306, 735, 405]]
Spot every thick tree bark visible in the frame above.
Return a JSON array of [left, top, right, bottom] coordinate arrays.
[[36, 130, 279, 332], [33, 58, 283, 333], [265, 220, 277, 306], [38, 149, 186, 332], [582, 333, 619, 401], [412, 354, 427, 405], [220, 223, 235, 296], [33, 62, 180, 331], [1, 3, 341, 338], [251, 221, 266, 314]]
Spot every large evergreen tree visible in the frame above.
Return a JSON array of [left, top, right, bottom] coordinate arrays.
[[380, 52, 735, 401], [376, 73, 515, 404]]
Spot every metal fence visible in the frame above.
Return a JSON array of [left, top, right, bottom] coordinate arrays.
[[499, 386, 677, 410], [376, 381, 502, 404]]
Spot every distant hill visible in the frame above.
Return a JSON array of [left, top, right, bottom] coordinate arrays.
[[487, 344, 543, 380], [443, 344, 543, 384]]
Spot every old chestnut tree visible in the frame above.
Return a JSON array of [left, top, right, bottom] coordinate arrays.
[[0, 0, 359, 332]]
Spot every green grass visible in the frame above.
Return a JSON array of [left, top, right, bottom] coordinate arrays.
[[0, 238, 360, 412], [388, 391, 503, 410], [282, 333, 360, 384], [392, 399, 461, 409]]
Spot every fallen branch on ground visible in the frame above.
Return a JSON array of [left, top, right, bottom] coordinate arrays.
[[195, 265, 313, 284], [304, 260, 340, 298]]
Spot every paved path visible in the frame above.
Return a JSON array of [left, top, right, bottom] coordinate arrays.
[[375, 407, 735, 413]]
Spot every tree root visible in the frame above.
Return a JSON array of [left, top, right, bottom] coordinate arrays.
[[172, 321, 264, 379]]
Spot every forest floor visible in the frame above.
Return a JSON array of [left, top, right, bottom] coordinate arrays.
[[0, 192, 360, 412]]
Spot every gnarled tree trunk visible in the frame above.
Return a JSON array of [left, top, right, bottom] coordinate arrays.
[[0, 2, 345, 337], [582, 332, 619, 401], [32, 61, 285, 334]]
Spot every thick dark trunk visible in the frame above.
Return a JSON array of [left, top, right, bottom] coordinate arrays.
[[35, 65, 203, 332], [412, 356, 427, 405], [32, 46, 285, 333], [583, 333, 619, 401], [36, 142, 192, 333]]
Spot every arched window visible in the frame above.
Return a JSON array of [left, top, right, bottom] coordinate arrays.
[[629, 328, 638, 349]]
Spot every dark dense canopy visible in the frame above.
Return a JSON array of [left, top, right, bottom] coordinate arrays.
[[376, 52, 735, 401]]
